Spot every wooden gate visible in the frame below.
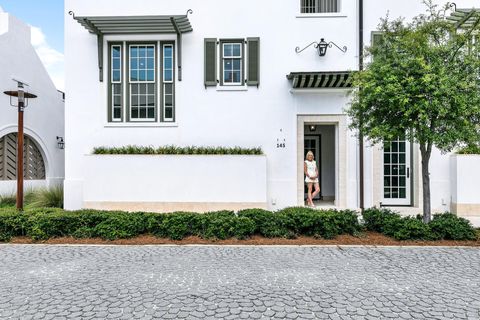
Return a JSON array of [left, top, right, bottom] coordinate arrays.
[[0, 133, 46, 180]]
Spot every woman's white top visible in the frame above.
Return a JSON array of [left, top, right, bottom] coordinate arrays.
[[305, 160, 319, 183]]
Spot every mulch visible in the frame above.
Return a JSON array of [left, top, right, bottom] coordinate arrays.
[[5, 232, 480, 246]]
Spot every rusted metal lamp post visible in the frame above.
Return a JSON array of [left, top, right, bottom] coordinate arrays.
[[3, 80, 37, 210]]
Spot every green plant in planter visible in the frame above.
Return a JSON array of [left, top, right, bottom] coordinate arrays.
[[92, 145, 263, 155]]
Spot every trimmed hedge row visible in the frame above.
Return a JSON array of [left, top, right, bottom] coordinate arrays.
[[0, 207, 476, 242], [0, 207, 361, 242], [363, 208, 477, 241]]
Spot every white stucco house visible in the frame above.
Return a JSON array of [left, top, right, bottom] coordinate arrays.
[[64, 0, 480, 218], [0, 8, 64, 194]]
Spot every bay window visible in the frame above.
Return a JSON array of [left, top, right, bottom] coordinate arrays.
[[108, 41, 175, 123]]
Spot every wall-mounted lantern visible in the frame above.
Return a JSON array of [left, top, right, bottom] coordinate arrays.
[[296, 38, 347, 57], [3, 79, 37, 211], [56, 136, 65, 149]]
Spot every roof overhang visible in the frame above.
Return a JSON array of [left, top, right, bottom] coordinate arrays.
[[69, 11, 193, 82], [447, 8, 480, 29], [286, 72, 353, 89]]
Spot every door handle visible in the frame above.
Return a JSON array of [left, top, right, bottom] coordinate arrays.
[[407, 168, 410, 179]]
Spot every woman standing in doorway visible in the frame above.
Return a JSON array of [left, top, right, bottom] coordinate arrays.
[[304, 151, 320, 207]]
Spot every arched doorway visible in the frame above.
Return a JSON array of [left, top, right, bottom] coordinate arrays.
[[0, 133, 46, 180]]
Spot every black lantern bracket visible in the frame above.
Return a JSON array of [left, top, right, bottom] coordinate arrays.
[[295, 38, 347, 56]]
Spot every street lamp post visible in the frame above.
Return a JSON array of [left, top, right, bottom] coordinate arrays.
[[3, 80, 37, 210]]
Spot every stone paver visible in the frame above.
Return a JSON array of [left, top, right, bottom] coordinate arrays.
[[0, 245, 479, 319]]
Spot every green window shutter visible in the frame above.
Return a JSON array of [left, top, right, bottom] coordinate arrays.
[[204, 38, 217, 87], [246, 37, 260, 87]]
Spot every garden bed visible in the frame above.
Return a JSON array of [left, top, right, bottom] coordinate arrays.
[[0, 207, 478, 245], [6, 232, 480, 246]]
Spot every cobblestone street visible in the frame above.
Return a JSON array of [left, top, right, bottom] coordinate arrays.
[[0, 245, 479, 319]]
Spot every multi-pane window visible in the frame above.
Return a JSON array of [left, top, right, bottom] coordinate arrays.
[[163, 44, 174, 121], [108, 42, 175, 123], [301, 0, 340, 13], [222, 43, 242, 85], [129, 45, 156, 121], [111, 45, 122, 121]]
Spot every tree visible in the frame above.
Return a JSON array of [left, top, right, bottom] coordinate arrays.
[[348, 1, 480, 223]]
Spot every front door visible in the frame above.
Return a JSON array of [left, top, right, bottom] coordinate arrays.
[[382, 137, 411, 205], [304, 136, 321, 200]]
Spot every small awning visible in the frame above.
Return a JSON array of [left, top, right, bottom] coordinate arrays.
[[69, 11, 193, 82], [286, 72, 352, 89], [73, 15, 193, 35], [447, 8, 480, 29]]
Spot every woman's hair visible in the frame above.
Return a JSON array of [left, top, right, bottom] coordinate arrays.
[[306, 151, 314, 160]]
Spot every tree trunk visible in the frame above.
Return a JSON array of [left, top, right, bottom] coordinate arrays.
[[420, 144, 432, 223]]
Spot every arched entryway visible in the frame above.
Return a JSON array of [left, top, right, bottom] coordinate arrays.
[[0, 133, 46, 180]]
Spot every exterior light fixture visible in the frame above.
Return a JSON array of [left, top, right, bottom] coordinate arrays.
[[3, 79, 37, 211], [56, 136, 65, 149], [310, 125, 317, 132], [295, 38, 348, 57]]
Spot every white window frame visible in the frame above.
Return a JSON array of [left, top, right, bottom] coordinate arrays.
[[111, 44, 122, 122], [128, 44, 156, 122], [381, 138, 412, 206], [222, 42, 243, 86], [162, 43, 174, 122]]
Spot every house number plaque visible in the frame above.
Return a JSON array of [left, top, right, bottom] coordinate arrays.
[[277, 129, 286, 148]]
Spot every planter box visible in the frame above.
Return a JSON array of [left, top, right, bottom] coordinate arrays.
[[450, 154, 480, 217], [72, 154, 267, 212]]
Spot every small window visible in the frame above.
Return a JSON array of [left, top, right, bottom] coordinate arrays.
[[222, 42, 243, 85], [162, 44, 175, 122], [110, 44, 123, 122], [301, 0, 340, 13]]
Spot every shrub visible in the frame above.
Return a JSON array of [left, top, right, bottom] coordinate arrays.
[[159, 212, 196, 240], [429, 213, 477, 241], [0, 193, 16, 208], [233, 217, 256, 240], [26, 209, 80, 240], [0, 209, 29, 241], [392, 217, 434, 241], [0, 186, 63, 209], [363, 208, 477, 241], [27, 185, 64, 209], [363, 207, 402, 233], [94, 213, 149, 240]]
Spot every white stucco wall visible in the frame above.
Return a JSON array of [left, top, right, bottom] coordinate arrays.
[[0, 12, 65, 192], [81, 155, 267, 212], [64, 0, 477, 213]]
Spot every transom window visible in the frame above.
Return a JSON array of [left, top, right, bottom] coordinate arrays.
[[222, 43, 242, 85], [301, 0, 340, 13], [108, 42, 175, 123]]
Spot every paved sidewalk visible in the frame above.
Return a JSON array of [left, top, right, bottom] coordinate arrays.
[[0, 245, 479, 319]]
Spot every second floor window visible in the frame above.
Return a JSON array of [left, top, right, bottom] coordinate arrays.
[[222, 42, 243, 85], [108, 41, 175, 123], [301, 0, 340, 13]]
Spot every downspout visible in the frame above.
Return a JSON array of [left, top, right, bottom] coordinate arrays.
[[358, 0, 365, 212]]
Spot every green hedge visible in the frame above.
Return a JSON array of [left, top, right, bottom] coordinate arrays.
[[0, 207, 361, 242], [362, 208, 477, 241], [92, 145, 263, 155], [1, 207, 476, 242]]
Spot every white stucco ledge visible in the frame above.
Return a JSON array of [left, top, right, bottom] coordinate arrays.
[[450, 154, 480, 217], [67, 154, 268, 212]]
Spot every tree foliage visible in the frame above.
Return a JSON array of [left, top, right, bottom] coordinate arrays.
[[348, 1, 480, 221]]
